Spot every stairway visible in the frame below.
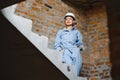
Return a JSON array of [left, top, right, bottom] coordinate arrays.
[[1, 4, 87, 80]]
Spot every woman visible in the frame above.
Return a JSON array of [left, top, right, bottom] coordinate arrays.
[[54, 12, 85, 76]]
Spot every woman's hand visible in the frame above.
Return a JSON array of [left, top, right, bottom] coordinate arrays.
[[78, 46, 83, 51]]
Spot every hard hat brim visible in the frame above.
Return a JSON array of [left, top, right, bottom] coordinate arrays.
[[64, 15, 75, 20]]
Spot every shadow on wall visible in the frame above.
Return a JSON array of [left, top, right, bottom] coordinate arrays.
[[107, 0, 120, 80]]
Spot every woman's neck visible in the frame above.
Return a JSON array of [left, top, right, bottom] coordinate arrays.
[[66, 25, 72, 31]]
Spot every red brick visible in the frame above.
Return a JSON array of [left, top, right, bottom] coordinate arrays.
[[106, 62, 112, 66], [31, 7, 40, 11], [90, 77, 99, 80]]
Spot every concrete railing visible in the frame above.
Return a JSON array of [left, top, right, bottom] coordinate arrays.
[[1, 4, 87, 80]]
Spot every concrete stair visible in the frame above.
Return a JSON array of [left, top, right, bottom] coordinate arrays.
[[1, 4, 87, 80]]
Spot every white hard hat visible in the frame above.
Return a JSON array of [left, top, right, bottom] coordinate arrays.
[[64, 12, 75, 20]]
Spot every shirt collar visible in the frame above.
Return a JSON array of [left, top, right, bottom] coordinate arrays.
[[63, 26, 75, 32]]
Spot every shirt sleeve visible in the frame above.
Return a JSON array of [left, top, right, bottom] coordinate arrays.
[[75, 30, 85, 51], [54, 30, 62, 51]]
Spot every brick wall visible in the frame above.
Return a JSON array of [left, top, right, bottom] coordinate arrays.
[[15, 0, 85, 48], [15, 0, 111, 80], [84, 2, 110, 63], [80, 2, 112, 80]]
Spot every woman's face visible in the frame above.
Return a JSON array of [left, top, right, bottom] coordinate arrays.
[[65, 16, 74, 26]]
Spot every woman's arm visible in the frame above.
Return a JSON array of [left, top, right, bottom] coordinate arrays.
[[54, 30, 62, 51], [75, 30, 85, 51]]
